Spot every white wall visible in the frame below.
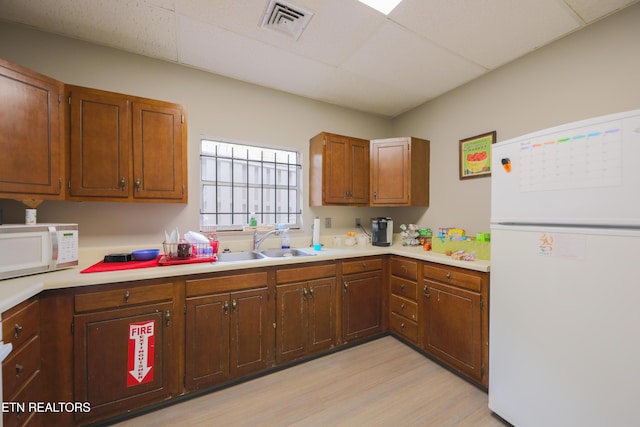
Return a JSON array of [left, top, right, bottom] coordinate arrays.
[[393, 3, 640, 234], [1, 3, 639, 249]]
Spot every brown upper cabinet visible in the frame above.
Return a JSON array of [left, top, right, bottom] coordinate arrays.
[[67, 85, 188, 202], [370, 137, 430, 206], [309, 132, 369, 206], [0, 58, 65, 200]]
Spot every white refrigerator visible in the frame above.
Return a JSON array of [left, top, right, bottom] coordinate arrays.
[[488, 109, 640, 427]]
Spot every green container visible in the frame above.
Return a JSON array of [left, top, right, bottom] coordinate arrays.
[[432, 237, 491, 260]]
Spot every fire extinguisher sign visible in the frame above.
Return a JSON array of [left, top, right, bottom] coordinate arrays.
[[127, 320, 155, 386]]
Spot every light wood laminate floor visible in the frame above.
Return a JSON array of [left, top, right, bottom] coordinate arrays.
[[114, 336, 508, 426]]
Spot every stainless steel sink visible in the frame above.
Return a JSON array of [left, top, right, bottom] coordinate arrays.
[[216, 251, 266, 262], [260, 248, 316, 258]]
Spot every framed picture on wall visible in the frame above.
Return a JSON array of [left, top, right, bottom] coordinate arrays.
[[459, 131, 496, 180]]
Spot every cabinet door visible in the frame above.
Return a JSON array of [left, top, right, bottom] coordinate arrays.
[[348, 139, 370, 204], [185, 293, 230, 391], [132, 101, 186, 201], [276, 282, 307, 363], [422, 280, 482, 382], [68, 86, 130, 198], [0, 59, 63, 198], [371, 138, 410, 205], [73, 301, 175, 424], [229, 288, 269, 377], [342, 272, 382, 342], [323, 134, 351, 204], [307, 278, 336, 354]]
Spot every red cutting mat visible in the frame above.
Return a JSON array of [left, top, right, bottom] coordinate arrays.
[[81, 256, 162, 273]]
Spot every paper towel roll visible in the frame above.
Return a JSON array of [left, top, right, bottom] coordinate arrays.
[[313, 218, 320, 246]]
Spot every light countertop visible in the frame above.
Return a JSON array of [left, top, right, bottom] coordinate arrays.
[[0, 242, 489, 315]]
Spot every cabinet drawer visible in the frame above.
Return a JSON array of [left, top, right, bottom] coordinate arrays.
[[2, 372, 41, 427], [3, 370, 41, 427], [187, 272, 268, 297], [390, 294, 417, 321], [2, 335, 40, 399], [341, 258, 383, 275], [75, 282, 174, 312], [423, 264, 483, 292], [390, 312, 418, 343], [390, 257, 417, 281], [2, 299, 39, 350], [390, 276, 417, 301], [277, 264, 336, 284]]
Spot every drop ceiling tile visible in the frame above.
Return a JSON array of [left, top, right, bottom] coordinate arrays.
[[565, 0, 639, 23], [177, 15, 413, 116], [390, 0, 582, 69], [177, 15, 333, 95], [304, 67, 429, 117], [342, 20, 486, 100], [175, 0, 385, 66], [0, 0, 178, 61]]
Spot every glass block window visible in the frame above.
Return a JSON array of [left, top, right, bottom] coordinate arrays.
[[200, 139, 301, 231]]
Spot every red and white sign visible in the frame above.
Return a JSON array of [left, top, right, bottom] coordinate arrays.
[[127, 320, 155, 386]]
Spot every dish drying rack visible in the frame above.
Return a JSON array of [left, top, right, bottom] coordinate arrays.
[[160, 241, 217, 265]]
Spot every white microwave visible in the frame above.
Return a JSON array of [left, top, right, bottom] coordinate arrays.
[[0, 224, 78, 280]]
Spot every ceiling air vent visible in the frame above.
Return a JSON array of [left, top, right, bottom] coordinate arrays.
[[260, 0, 314, 40]]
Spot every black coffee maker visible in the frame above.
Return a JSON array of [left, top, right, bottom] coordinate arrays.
[[371, 217, 393, 247]]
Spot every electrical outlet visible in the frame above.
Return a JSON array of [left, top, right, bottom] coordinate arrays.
[[355, 218, 361, 227], [325, 217, 332, 228]]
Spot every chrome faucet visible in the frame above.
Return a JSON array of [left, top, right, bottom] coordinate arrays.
[[253, 228, 287, 250]]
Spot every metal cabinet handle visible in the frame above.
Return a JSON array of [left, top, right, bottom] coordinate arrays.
[[15, 364, 24, 378], [303, 287, 308, 299], [165, 310, 171, 326], [120, 177, 126, 190], [135, 178, 141, 192], [343, 282, 349, 293], [400, 303, 405, 310], [309, 287, 314, 299], [124, 291, 130, 302], [14, 324, 23, 338], [423, 284, 430, 298], [232, 299, 237, 311], [400, 322, 405, 329], [223, 300, 229, 315], [361, 262, 367, 270], [446, 271, 451, 281]]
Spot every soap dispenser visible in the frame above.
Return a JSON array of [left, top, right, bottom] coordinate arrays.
[[279, 224, 290, 249]]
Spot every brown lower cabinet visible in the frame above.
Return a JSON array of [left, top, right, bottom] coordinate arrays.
[[341, 257, 384, 342], [275, 264, 337, 363], [22, 255, 487, 426], [389, 257, 419, 344], [420, 261, 489, 387], [73, 282, 179, 425], [2, 297, 43, 427], [185, 271, 271, 391]]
